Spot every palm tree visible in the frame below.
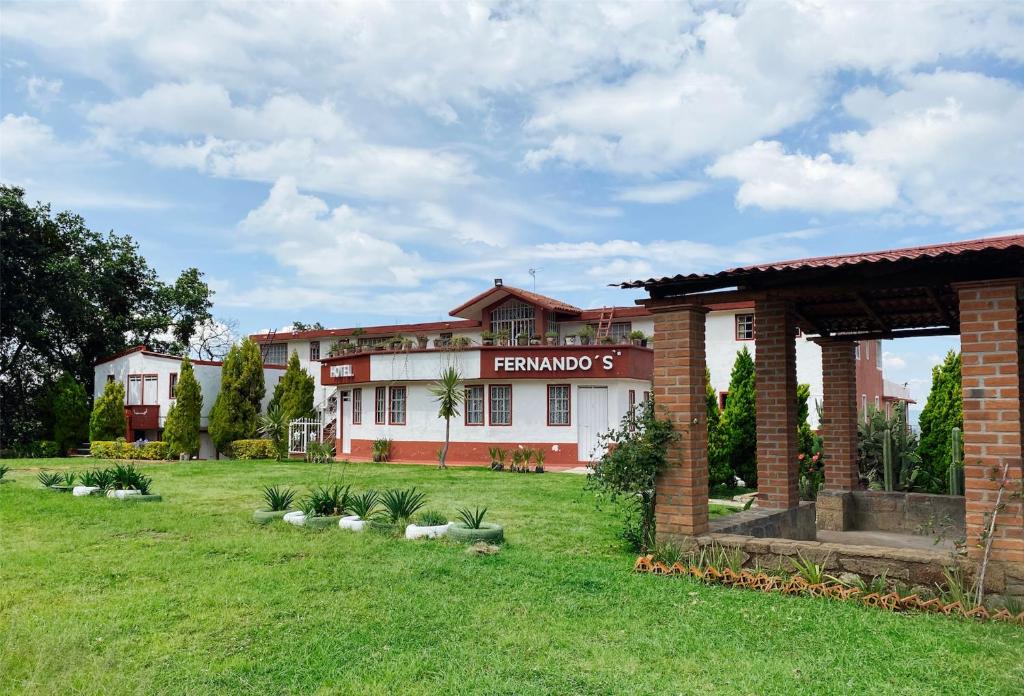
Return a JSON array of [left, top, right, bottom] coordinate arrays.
[[257, 403, 289, 461], [430, 367, 464, 469]]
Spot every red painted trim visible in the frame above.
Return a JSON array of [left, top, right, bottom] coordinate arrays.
[[352, 387, 362, 425], [488, 384, 512, 426], [388, 386, 407, 425], [734, 312, 755, 341], [94, 344, 286, 370], [250, 319, 481, 342], [374, 386, 386, 425], [547, 384, 571, 426], [94, 344, 147, 366], [169, 372, 178, 399], [347, 438, 580, 466], [464, 385, 484, 426]]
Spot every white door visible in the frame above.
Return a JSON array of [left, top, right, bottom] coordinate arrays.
[[577, 386, 608, 462], [341, 392, 352, 455]]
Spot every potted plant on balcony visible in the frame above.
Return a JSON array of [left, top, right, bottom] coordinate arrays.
[[629, 330, 647, 347], [416, 334, 429, 349], [401, 337, 415, 351], [301, 483, 350, 529], [564, 332, 578, 346], [544, 330, 559, 345], [447, 506, 504, 543], [578, 324, 596, 345], [369, 487, 427, 535], [600, 335, 615, 345], [340, 489, 380, 531], [516, 331, 530, 346], [529, 334, 542, 346], [495, 329, 510, 346], [389, 335, 404, 351], [405, 509, 450, 539], [481, 330, 495, 346], [451, 336, 471, 349], [253, 485, 297, 524]]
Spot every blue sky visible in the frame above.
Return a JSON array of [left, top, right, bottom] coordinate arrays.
[[2, 1, 1023, 407]]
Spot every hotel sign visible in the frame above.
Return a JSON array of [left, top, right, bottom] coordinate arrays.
[[329, 364, 354, 378]]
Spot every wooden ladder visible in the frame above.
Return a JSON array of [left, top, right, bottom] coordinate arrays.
[[259, 329, 277, 362], [596, 307, 614, 339]]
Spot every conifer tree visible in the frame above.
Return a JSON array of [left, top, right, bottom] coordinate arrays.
[[268, 351, 315, 422], [722, 347, 757, 486], [90, 379, 126, 441], [50, 373, 90, 454], [164, 357, 202, 457], [209, 339, 265, 455], [705, 368, 731, 488], [918, 350, 962, 484]]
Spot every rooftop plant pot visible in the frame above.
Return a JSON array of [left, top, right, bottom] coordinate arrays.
[[405, 522, 450, 540], [447, 522, 504, 543], [121, 494, 162, 503], [339, 515, 367, 531], [304, 514, 342, 530], [107, 489, 141, 499], [73, 485, 100, 497], [253, 509, 291, 524], [283, 510, 306, 526]]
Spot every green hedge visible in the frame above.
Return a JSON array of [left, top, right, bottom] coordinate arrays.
[[91, 441, 169, 460], [231, 439, 278, 460]]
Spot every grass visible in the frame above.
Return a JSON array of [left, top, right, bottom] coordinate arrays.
[[2, 458, 1022, 695]]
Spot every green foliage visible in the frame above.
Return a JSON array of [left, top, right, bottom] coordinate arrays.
[[857, 404, 921, 490], [268, 351, 315, 422], [705, 368, 730, 488], [230, 439, 278, 460], [722, 347, 757, 486], [918, 351, 963, 488], [89, 440, 169, 460], [209, 338, 265, 455], [588, 399, 676, 552], [0, 185, 211, 447], [90, 380, 126, 442], [262, 485, 297, 512], [488, 446, 507, 470], [348, 490, 381, 520], [0, 464, 9, 481], [24, 440, 60, 458], [949, 428, 964, 496], [788, 552, 830, 584], [380, 487, 427, 522], [62, 471, 77, 487], [372, 437, 392, 463], [302, 484, 350, 518], [110, 462, 153, 494], [305, 440, 335, 464], [37, 471, 63, 487], [80, 468, 113, 489], [416, 510, 448, 526], [430, 366, 464, 469], [49, 373, 90, 454], [257, 404, 289, 461], [455, 506, 488, 529], [164, 357, 202, 458]]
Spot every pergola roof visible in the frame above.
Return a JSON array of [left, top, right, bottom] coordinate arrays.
[[622, 234, 1024, 340]]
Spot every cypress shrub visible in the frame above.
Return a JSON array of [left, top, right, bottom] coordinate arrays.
[[90, 380, 126, 442]]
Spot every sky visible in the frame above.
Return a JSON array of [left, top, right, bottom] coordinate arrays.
[[2, 0, 1023, 410]]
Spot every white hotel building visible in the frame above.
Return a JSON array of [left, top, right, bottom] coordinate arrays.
[[94, 283, 893, 464]]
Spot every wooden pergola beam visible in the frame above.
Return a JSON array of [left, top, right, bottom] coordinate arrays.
[[853, 291, 889, 332], [820, 326, 957, 342], [925, 286, 956, 326], [793, 306, 829, 337]]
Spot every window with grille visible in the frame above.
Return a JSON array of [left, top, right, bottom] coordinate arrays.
[[609, 322, 632, 342], [309, 341, 320, 361], [352, 388, 362, 424], [735, 314, 755, 340], [489, 385, 512, 425], [465, 385, 484, 425], [547, 385, 570, 426], [491, 300, 535, 340], [388, 386, 407, 425], [263, 343, 287, 364], [169, 373, 178, 399], [375, 386, 386, 424]]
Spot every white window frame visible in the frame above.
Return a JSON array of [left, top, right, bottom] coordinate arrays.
[[735, 313, 755, 340], [465, 385, 484, 425]]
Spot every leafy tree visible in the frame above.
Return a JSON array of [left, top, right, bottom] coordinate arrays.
[[291, 321, 325, 332], [918, 351, 962, 486], [705, 368, 731, 488], [430, 367, 464, 469], [164, 357, 202, 457], [722, 347, 757, 487], [268, 351, 315, 422], [49, 373, 90, 454], [0, 185, 213, 446], [797, 383, 816, 457], [587, 399, 676, 552], [208, 339, 266, 455], [90, 380, 126, 441]]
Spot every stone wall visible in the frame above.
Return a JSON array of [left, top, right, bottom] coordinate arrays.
[[709, 502, 816, 540], [850, 490, 965, 537]]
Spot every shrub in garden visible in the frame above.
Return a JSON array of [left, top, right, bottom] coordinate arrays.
[[415, 510, 448, 526], [231, 439, 278, 460], [380, 487, 426, 523], [49, 373, 90, 454], [301, 484, 350, 518], [90, 380, 126, 442], [209, 338, 265, 455], [722, 347, 757, 487], [30, 440, 60, 458], [37, 471, 63, 487], [256, 404, 288, 461], [305, 439, 334, 464], [262, 485, 297, 512], [348, 490, 381, 521], [89, 440, 167, 460], [372, 437, 392, 462], [268, 351, 316, 422], [918, 351, 962, 491], [705, 368, 730, 488], [110, 462, 153, 494], [454, 506, 487, 529], [0, 464, 9, 482], [164, 357, 202, 458]]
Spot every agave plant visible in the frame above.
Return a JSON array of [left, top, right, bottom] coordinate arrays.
[[380, 487, 427, 523], [62, 471, 77, 487], [455, 506, 488, 529], [84, 467, 115, 490], [789, 552, 830, 585], [0, 464, 9, 481], [110, 463, 152, 494], [302, 483, 350, 518], [37, 471, 63, 487], [262, 485, 297, 512], [415, 510, 448, 527], [348, 490, 381, 520]]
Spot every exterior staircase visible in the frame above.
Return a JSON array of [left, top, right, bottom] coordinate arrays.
[[71, 442, 91, 457]]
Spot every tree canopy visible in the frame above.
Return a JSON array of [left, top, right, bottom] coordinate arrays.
[[918, 350, 962, 485], [722, 347, 757, 486], [705, 368, 730, 488], [1, 185, 213, 446], [164, 357, 203, 457], [208, 338, 266, 455], [268, 351, 315, 422], [90, 380, 126, 441]]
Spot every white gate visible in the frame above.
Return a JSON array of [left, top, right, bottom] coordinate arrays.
[[576, 386, 608, 462], [288, 417, 322, 454]]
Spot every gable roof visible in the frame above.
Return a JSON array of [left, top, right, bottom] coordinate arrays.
[[448, 285, 582, 319]]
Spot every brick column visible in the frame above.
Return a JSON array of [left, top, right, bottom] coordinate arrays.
[[754, 299, 800, 510], [957, 280, 1023, 568], [650, 302, 709, 539], [815, 339, 859, 531]]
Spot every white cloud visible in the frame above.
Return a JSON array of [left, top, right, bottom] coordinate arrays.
[[707, 140, 899, 212], [24, 75, 62, 109], [614, 179, 708, 204], [883, 352, 907, 370]]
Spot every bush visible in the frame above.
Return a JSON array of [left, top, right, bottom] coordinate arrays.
[[90, 440, 169, 460], [31, 440, 60, 458], [231, 439, 278, 460], [90, 380, 126, 441], [50, 373, 90, 454]]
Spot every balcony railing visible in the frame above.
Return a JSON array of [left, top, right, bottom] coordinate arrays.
[[124, 404, 160, 432]]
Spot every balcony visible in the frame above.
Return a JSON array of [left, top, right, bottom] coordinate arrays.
[[125, 404, 160, 432]]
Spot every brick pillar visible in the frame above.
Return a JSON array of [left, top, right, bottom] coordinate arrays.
[[754, 299, 800, 509], [815, 339, 859, 531], [957, 280, 1023, 568], [650, 302, 709, 539]]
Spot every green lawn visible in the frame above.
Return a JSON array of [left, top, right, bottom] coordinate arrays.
[[1, 459, 1021, 695]]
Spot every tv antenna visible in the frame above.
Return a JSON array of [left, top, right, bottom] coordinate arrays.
[[528, 268, 540, 291]]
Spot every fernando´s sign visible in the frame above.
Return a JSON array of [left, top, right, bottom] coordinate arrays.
[[492, 354, 614, 373]]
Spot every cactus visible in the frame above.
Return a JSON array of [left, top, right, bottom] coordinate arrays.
[[948, 427, 963, 496], [882, 428, 894, 492]]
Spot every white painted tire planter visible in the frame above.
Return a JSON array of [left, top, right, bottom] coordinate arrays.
[[339, 515, 367, 532], [283, 511, 307, 526], [73, 486, 100, 497], [405, 522, 451, 540], [107, 489, 141, 499], [446, 522, 504, 543]]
